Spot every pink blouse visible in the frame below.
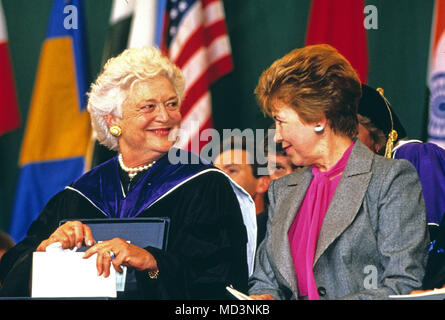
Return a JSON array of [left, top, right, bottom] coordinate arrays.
[[288, 142, 354, 299]]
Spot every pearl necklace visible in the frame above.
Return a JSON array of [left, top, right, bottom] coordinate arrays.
[[118, 154, 156, 179]]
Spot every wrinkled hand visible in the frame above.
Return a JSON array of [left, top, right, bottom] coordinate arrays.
[[83, 238, 158, 278], [249, 294, 275, 300], [36, 220, 95, 252]]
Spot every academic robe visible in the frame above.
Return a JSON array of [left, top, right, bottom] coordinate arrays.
[[392, 140, 445, 227], [0, 151, 249, 299]]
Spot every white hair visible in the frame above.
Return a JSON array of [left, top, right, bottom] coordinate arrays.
[[87, 46, 185, 151]]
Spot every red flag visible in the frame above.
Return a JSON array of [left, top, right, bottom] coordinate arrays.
[[0, 3, 20, 135], [305, 0, 368, 83], [161, 0, 233, 152]]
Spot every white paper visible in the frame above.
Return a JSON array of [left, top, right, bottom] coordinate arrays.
[[389, 288, 445, 300], [31, 252, 117, 298], [226, 286, 253, 300], [45, 241, 78, 253]]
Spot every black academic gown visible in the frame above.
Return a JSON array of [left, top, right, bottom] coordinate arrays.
[[0, 165, 248, 299]]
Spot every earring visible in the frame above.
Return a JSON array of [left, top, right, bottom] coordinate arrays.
[[314, 125, 324, 134], [109, 125, 122, 137]]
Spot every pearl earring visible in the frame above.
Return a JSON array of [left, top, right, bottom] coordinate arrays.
[[314, 125, 324, 134]]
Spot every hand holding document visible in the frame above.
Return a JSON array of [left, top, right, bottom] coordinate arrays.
[[31, 243, 117, 298]]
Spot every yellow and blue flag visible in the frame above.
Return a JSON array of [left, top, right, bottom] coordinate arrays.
[[9, 0, 91, 242]]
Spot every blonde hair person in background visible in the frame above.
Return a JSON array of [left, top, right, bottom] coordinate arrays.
[[0, 47, 251, 299], [248, 44, 429, 300]]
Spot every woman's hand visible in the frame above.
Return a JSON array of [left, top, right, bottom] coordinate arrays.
[[83, 238, 158, 278], [36, 220, 95, 252], [249, 294, 275, 300]]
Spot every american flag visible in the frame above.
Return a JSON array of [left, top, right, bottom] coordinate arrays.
[[161, 0, 233, 152]]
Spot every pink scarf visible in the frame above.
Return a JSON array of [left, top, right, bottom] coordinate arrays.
[[288, 142, 354, 299]]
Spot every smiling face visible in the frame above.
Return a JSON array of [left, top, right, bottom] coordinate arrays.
[[272, 100, 323, 167], [107, 75, 182, 165]]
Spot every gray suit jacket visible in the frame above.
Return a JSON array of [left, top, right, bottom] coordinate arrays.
[[248, 140, 429, 300]]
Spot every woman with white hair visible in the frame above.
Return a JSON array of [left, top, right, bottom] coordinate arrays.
[[0, 47, 252, 299]]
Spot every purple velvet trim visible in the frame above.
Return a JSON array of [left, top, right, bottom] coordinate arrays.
[[394, 142, 445, 225], [70, 149, 214, 218]]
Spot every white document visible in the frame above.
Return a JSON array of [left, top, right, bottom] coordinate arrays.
[[31, 252, 117, 298], [226, 286, 253, 300], [389, 288, 445, 300]]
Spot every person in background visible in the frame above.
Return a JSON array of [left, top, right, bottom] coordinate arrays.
[[357, 84, 445, 234], [0, 47, 253, 299], [356, 84, 407, 156], [214, 136, 270, 246], [356, 84, 445, 292], [248, 44, 429, 300], [264, 126, 301, 180]]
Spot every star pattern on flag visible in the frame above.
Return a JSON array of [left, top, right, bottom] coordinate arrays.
[[166, 0, 193, 42]]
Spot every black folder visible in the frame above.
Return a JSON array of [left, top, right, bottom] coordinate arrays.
[[60, 218, 170, 251], [59, 217, 170, 298]]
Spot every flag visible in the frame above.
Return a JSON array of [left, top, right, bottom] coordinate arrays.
[[428, 0, 445, 148], [100, 0, 135, 67], [160, 0, 234, 152], [100, 0, 160, 63], [305, 0, 368, 83], [0, 1, 20, 135], [9, 0, 91, 242]]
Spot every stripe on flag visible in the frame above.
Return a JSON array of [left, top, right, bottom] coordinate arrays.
[[161, 0, 233, 152], [0, 2, 20, 135], [128, 0, 157, 48], [428, 0, 445, 148], [9, 0, 91, 242]]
